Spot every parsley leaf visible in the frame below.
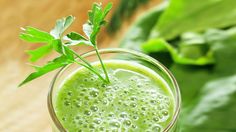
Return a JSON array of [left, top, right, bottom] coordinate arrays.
[[64, 32, 92, 46], [19, 3, 113, 87], [19, 26, 54, 43], [27, 43, 53, 62], [50, 15, 75, 39], [18, 55, 73, 87], [84, 2, 112, 45], [52, 39, 75, 61]]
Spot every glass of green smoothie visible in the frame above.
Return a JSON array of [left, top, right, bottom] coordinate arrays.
[[48, 48, 181, 132]]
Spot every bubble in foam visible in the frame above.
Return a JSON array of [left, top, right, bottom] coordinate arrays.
[[137, 83, 142, 88], [124, 90, 128, 94], [64, 100, 71, 106], [108, 113, 115, 117], [102, 99, 108, 105], [130, 102, 137, 108], [90, 77, 95, 81], [158, 95, 163, 99], [118, 100, 122, 105], [83, 78, 88, 82], [114, 86, 119, 90], [108, 97, 113, 101], [84, 101, 90, 105], [89, 123, 96, 129], [99, 127, 105, 131], [120, 112, 128, 118], [133, 115, 139, 120], [150, 99, 157, 104], [123, 102, 129, 107], [141, 107, 147, 111], [67, 91, 73, 96], [140, 98, 145, 102], [80, 90, 86, 95], [84, 110, 92, 116], [72, 120, 76, 124], [94, 118, 102, 124], [131, 124, 137, 129], [130, 96, 137, 101], [153, 117, 159, 122], [90, 89, 99, 97], [152, 125, 162, 132], [77, 129, 83, 132], [129, 78, 135, 82], [109, 120, 121, 128], [101, 83, 106, 88], [152, 112, 157, 116], [75, 102, 81, 108], [162, 110, 169, 116], [121, 128, 127, 131], [123, 119, 132, 127], [83, 124, 88, 128], [62, 117, 66, 121], [78, 120, 83, 125], [94, 99, 100, 104], [141, 112, 146, 116], [80, 93, 85, 96], [90, 105, 99, 112], [75, 115, 80, 120]]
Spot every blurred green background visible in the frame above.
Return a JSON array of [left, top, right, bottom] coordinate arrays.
[[1, 0, 236, 131]]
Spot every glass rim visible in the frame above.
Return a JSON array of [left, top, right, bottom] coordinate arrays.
[[47, 48, 181, 132]]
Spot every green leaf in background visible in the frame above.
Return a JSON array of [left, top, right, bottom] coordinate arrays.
[[50, 15, 75, 39], [151, 0, 236, 39], [119, 0, 236, 130], [19, 26, 54, 43], [18, 55, 73, 87], [171, 28, 236, 131], [180, 75, 236, 131], [142, 38, 214, 65], [120, 2, 167, 50], [108, 0, 150, 33]]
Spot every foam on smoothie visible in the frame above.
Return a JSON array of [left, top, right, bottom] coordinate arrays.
[[55, 60, 175, 132]]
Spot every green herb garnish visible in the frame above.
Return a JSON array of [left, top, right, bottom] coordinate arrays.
[[18, 2, 112, 87]]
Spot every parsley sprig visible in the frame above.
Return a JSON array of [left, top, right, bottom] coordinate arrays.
[[19, 2, 112, 87]]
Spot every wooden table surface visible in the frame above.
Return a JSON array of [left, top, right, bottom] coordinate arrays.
[[0, 0, 160, 131]]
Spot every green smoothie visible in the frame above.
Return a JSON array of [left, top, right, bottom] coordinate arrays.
[[55, 60, 175, 131]]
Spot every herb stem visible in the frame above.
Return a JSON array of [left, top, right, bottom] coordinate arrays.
[[94, 45, 110, 83], [69, 49, 93, 68], [74, 60, 107, 82]]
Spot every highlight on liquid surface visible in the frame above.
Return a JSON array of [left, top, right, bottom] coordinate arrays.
[[55, 60, 175, 131]]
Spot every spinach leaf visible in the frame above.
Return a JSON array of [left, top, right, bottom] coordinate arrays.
[[151, 0, 236, 39], [108, 0, 150, 33], [119, 1, 236, 130], [142, 38, 214, 65], [170, 27, 236, 131], [180, 75, 236, 131], [119, 2, 167, 50]]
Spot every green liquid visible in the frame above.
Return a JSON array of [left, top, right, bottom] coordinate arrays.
[[55, 60, 175, 131]]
